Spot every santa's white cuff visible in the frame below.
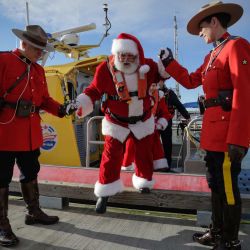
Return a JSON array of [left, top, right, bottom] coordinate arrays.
[[153, 158, 168, 170], [132, 174, 155, 190], [94, 179, 124, 197]]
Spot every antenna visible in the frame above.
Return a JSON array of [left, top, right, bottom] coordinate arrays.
[[174, 15, 181, 100], [103, 3, 111, 37]]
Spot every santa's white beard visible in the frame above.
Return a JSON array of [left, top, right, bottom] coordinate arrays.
[[114, 56, 139, 74]]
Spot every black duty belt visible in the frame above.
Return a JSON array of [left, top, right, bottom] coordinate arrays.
[[3, 101, 40, 113], [111, 112, 145, 124], [108, 91, 138, 101], [204, 98, 221, 108]]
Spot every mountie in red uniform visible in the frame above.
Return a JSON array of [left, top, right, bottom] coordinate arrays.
[[77, 33, 165, 206], [0, 49, 63, 151], [160, 4, 250, 247], [164, 32, 250, 152]]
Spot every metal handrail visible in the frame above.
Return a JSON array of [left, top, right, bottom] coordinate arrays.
[[86, 116, 104, 168], [184, 116, 203, 161]]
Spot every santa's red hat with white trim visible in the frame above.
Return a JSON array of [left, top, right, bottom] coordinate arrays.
[[111, 33, 150, 74]]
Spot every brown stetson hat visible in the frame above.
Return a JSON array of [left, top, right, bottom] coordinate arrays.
[[12, 25, 54, 52], [187, 1, 243, 35]]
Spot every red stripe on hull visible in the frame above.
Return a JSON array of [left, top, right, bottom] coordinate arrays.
[[14, 165, 210, 192]]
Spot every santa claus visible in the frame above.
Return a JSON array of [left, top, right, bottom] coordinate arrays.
[[76, 33, 165, 213]]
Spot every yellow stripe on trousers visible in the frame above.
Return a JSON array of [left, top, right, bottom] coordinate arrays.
[[223, 152, 235, 205]]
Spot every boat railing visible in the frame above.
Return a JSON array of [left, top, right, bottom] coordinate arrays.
[[185, 116, 203, 160], [182, 116, 206, 174]]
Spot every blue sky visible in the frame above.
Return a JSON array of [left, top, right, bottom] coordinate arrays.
[[0, 0, 249, 103]]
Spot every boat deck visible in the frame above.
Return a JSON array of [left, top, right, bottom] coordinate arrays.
[[7, 198, 250, 250]]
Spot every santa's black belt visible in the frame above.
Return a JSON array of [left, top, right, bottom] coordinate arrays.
[[204, 98, 222, 108], [108, 91, 138, 101], [110, 112, 145, 124]]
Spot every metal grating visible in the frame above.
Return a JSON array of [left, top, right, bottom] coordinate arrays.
[[239, 169, 250, 194]]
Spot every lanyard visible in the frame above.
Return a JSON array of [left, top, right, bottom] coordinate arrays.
[[204, 37, 230, 76]]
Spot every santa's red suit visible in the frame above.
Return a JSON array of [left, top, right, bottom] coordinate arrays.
[[122, 89, 171, 170], [77, 33, 163, 199]]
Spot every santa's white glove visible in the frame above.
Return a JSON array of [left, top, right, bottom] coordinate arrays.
[[158, 48, 174, 67], [156, 122, 163, 130], [66, 100, 79, 115], [156, 118, 168, 130]]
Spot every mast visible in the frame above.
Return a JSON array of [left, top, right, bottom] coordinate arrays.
[[26, 2, 30, 25], [173, 16, 181, 100]]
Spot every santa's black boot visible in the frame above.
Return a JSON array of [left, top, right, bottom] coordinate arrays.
[[95, 197, 109, 214], [139, 188, 150, 193]]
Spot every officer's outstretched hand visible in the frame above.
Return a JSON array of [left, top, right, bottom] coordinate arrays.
[[228, 144, 247, 163], [158, 48, 174, 68]]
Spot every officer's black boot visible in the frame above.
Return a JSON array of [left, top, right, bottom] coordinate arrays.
[[193, 192, 222, 246], [0, 187, 19, 247], [21, 179, 59, 225], [219, 204, 242, 250], [95, 197, 109, 214], [213, 240, 241, 249], [193, 226, 221, 247]]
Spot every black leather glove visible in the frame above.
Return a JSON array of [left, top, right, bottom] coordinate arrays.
[[228, 144, 247, 163], [58, 100, 78, 117], [159, 48, 174, 67]]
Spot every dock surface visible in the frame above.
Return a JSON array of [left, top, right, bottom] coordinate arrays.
[[5, 198, 250, 250]]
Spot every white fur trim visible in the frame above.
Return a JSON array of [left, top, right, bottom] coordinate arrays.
[[129, 115, 155, 140], [132, 174, 155, 190], [157, 59, 171, 79], [102, 117, 130, 143], [153, 158, 168, 170], [76, 93, 93, 118], [111, 39, 138, 55], [94, 179, 124, 197], [157, 118, 168, 130], [121, 163, 135, 171], [139, 65, 150, 74], [128, 97, 143, 117]]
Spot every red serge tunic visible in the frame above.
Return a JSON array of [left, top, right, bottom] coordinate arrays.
[[0, 49, 62, 151], [165, 33, 250, 151]]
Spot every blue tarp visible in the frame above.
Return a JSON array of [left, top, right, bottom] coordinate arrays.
[[183, 102, 199, 108]]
